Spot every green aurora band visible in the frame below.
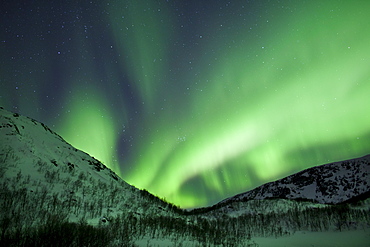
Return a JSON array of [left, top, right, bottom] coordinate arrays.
[[1, 1, 369, 208], [104, 1, 369, 208]]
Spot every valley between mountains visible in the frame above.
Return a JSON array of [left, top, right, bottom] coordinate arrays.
[[1, 107, 369, 246]]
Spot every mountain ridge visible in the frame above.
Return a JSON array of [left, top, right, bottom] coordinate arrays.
[[0, 107, 122, 184], [206, 154, 370, 214]]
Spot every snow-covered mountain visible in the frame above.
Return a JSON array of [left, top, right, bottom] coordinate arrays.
[[0, 107, 122, 184], [218, 155, 370, 206], [0, 107, 176, 224]]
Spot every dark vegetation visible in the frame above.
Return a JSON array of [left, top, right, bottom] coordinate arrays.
[[1, 215, 112, 247]]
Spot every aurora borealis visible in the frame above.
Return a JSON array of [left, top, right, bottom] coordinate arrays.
[[1, 1, 369, 208]]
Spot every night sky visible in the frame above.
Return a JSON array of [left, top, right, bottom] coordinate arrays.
[[1, 0, 369, 208]]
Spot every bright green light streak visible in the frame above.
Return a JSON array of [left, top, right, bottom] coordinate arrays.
[[57, 86, 121, 176]]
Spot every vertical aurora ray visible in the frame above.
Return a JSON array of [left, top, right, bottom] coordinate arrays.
[[106, 0, 172, 105], [104, 0, 191, 192]]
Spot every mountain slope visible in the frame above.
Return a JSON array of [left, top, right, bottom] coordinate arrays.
[[219, 155, 370, 206], [0, 107, 176, 224], [0, 107, 121, 183]]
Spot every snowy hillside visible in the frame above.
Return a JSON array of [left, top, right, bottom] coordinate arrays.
[[0, 107, 124, 187], [218, 155, 370, 206], [0, 106, 178, 224]]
